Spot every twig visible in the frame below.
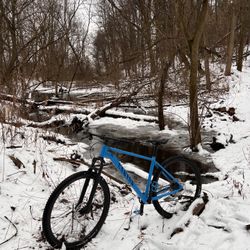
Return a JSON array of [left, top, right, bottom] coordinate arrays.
[[6, 145, 22, 149], [113, 202, 135, 240], [207, 224, 230, 232], [29, 206, 40, 221], [131, 239, 144, 250], [53, 157, 83, 167], [0, 216, 18, 246], [6, 170, 27, 177], [162, 218, 165, 233]]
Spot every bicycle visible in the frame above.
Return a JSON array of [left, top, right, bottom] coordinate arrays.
[[42, 134, 202, 249]]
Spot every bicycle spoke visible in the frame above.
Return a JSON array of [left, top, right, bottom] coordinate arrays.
[[43, 172, 110, 247]]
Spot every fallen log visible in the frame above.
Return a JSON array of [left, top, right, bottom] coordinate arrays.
[[0, 93, 27, 104], [43, 107, 89, 115], [27, 119, 65, 129], [78, 96, 116, 104], [0, 92, 77, 108], [88, 82, 151, 120], [105, 110, 158, 123], [170, 192, 209, 238], [6, 145, 22, 149], [40, 135, 66, 144], [53, 157, 82, 167], [45, 99, 74, 106]]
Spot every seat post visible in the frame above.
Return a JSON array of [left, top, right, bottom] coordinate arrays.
[[152, 143, 159, 157]]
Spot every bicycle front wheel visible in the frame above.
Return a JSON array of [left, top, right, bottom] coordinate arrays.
[[152, 156, 201, 218], [42, 171, 110, 249]]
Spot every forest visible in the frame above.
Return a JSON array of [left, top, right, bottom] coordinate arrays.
[[0, 0, 250, 249]]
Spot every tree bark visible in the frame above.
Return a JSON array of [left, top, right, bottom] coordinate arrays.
[[203, 32, 211, 91], [188, 0, 208, 150], [237, 27, 246, 72], [158, 59, 173, 130], [224, 9, 237, 76]]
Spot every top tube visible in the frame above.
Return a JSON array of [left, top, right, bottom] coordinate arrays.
[[100, 144, 154, 162]]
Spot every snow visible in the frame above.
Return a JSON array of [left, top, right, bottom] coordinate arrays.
[[91, 116, 156, 129], [1, 60, 250, 249]]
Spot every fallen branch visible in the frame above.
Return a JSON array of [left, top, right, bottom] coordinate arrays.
[[39, 105, 90, 115], [208, 224, 230, 232], [44, 99, 74, 106], [29, 206, 40, 221], [170, 227, 184, 238], [89, 82, 150, 120], [0, 93, 28, 104], [6, 145, 22, 149], [170, 193, 209, 238], [53, 157, 83, 167], [41, 135, 65, 144], [211, 24, 241, 49], [105, 111, 158, 123], [6, 170, 27, 177], [27, 119, 65, 129], [79, 96, 116, 104], [132, 239, 144, 250]]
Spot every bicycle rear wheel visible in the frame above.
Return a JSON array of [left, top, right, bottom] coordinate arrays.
[[42, 171, 110, 249], [152, 156, 201, 218]]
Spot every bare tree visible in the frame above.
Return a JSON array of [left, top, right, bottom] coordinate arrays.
[[0, 0, 92, 97], [224, 2, 237, 76], [176, 0, 209, 150], [236, 0, 250, 72]]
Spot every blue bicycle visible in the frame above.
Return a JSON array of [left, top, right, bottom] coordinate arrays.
[[42, 134, 201, 249]]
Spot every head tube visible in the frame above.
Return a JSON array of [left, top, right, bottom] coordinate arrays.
[[100, 144, 109, 158]]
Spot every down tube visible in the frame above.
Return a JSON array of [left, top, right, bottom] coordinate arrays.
[[108, 153, 148, 203]]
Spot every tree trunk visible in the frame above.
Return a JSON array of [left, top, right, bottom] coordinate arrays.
[[189, 48, 202, 150], [0, 10, 3, 84], [203, 32, 211, 91], [237, 27, 246, 72], [224, 10, 237, 76], [158, 60, 172, 130], [189, 0, 208, 150], [139, 0, 156, 76]]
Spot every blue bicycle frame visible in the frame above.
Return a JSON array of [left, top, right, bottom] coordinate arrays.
[[99, 144, 183, 204]]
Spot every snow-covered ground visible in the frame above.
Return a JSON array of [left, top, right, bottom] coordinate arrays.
[[1, 61, 250, 249]]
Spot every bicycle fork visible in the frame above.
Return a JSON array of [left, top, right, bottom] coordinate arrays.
[[76, 157, 105, 214]]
